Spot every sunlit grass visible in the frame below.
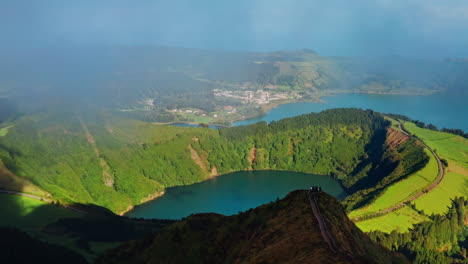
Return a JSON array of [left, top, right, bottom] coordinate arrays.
[[353, 121, 468, 233], [0, 125, 14, 137], [0, 193, 81, 229], [349, 148, 438, 218], [403, 121, 468, 214], [356, 207, 429, 233], [403, 121, 468, 166]]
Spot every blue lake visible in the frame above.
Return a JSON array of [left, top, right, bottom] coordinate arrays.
[[235, 93, 468, 131], [126, 170, 345, 219]]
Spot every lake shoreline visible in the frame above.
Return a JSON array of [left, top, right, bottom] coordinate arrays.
[[124, 169, 347, 219], [153, 91, 441, 129]]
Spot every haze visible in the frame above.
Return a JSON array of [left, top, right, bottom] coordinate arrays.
[[2, 0, 468, 57]]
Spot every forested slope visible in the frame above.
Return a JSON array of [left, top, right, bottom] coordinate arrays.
[[369, 197, 467, 263], [0, 108, 427, 214]]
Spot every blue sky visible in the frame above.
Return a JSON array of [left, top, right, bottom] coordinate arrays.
[[2, 0, 468, 57]]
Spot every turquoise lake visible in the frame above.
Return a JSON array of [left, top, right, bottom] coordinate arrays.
[[126, 171, 346, 219], [235, 92, 468, 131]]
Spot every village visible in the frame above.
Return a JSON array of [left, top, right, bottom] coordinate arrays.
[[213, 89, 292, 105], [128, 88, 305, 125], [164, 89, 299, 123]]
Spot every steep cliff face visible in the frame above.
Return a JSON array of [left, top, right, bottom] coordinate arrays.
[[98, 190, 407, 264]]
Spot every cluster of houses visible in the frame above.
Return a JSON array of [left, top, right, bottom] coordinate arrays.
[[214, 89, 289, 105]]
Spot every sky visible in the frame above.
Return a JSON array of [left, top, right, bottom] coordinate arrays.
[[2, 0, 468, 57]]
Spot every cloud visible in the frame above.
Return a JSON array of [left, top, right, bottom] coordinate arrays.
[[1, 0, 467, 57]]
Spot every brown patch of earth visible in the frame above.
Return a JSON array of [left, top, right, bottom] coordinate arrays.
[[385, 127, 409, 149], [248, 146, 256, 168], [188, 144, 209, 175]]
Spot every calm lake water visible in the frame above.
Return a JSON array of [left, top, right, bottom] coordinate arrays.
[[126, 171, 346, 219], [235, 93, 468, 131]]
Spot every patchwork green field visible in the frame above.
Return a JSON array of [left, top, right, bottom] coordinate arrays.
[[349, 148, 438, 219], [403, 121, 468, 214], [350, 119, 468, 233], [356, 206, 429, 233]]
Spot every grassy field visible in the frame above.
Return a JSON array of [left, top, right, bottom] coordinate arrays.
[[0, 124, 14, 137], [403, 121, 468, 214], [356, 206, 429, 233], [384, 116, 399, 130], [351, 120, 467, 233], [349, 148, 438, 219]]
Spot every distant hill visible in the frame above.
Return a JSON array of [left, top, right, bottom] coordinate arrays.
[[97, 190, 407, 264], [2, 46, 467, 123]]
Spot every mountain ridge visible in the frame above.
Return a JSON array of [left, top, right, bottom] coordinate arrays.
[[97, 190, 407, 264]]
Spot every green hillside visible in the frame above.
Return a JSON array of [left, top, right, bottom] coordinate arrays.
[[350, 119, 468, 234], [0, 108, 425, 214], [369, 197, 467, 264]]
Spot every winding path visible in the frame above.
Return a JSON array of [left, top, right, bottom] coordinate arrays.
[[353, 121, 445, 221]]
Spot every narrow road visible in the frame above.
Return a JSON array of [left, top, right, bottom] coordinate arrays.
[[353, 121, 445, 221], [0, 189, 88, 214]]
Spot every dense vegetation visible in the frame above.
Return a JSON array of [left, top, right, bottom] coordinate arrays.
[[0, 109, 394, 212], [368, 197, 467, 263], [0, 108, 430, 214], [350, 117, 468, 233], [202, 108, 390, 187], [343, 137, 429, 211]]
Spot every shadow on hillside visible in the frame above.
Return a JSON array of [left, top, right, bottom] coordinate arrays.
[[0, 194, 88, 263], [0, 193, 174, 261]]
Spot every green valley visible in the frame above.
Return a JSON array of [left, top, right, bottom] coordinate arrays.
[[2, 1, 468, 263]]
